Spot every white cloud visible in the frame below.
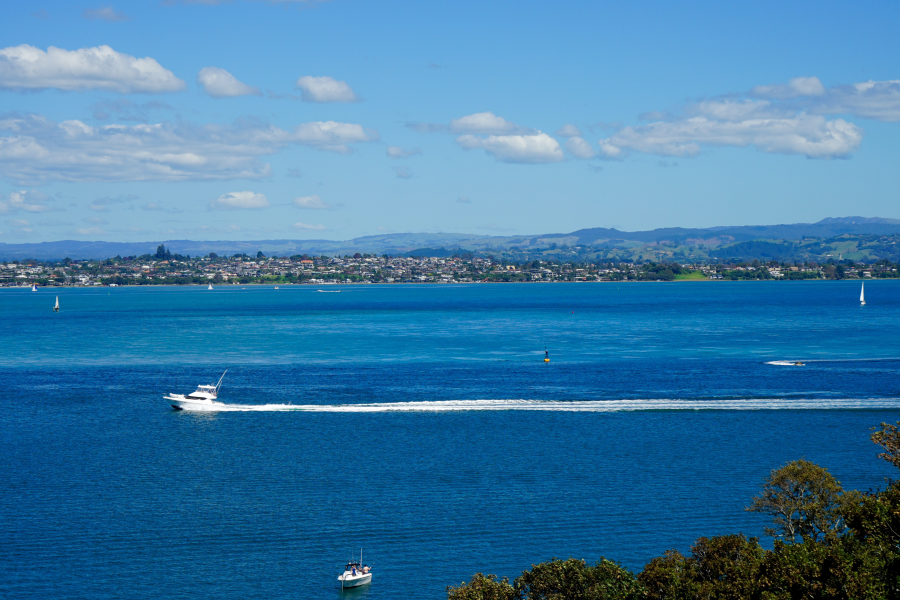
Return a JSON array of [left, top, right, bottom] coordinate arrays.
[[751, 76, 826, 99], [292, 221, 326, 231], [386, 145, 422, 159], [10, 219, 31, 227], [197, 67, 260, 98], [393, 166, 413, 179], [556, 123, 582, 137], [598, 115, 862, 159], [456, 132, 564, 164], [141, 202, 163, 211], [295, 76, 358, 103], [209, 191, 270, 210], [0, 45, 184, 93], [76, 227, 104, 235], [0, 113, 379, 183], [0, 190, 54, 214], [565, 137, 595, 159], [749, 77, 900, 122], [449, 112, 529, 135], [813, 79, 900, 122], [82, 6, 129, 21], [293, 195, 332, 210]]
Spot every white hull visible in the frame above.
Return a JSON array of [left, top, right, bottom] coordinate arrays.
[[338, 573, 372, 588], [164, 395, 224, 411]]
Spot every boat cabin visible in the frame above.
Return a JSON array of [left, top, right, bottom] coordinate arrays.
[[187, 385, 218, 399]]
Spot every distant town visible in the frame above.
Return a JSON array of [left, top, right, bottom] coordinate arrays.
[[2, 244, 899, 287]]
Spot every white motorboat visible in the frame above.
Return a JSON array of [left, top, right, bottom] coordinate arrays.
[[165, 370, 227, 410], [337, 551, 372, 588]]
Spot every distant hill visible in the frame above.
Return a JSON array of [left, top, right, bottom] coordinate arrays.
[[2, 217, 900, 261]]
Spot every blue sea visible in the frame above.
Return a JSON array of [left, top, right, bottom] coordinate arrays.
[[2, 281, 899, 599]]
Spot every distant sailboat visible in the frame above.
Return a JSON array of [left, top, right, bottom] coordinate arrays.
[[31, 284, 37, 291], [208, 283, 214, 290], [860, 282, 866, 306], [53, 296, 59, 312]]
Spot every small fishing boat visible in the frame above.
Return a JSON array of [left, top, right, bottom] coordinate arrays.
[[53, 296, 59, 312], [338, 551, 372, 588], [164, 370, 227, 410], [860, 282, 866, 306]]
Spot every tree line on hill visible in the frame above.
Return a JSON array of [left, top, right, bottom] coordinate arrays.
[[447, 420, 900, 599]]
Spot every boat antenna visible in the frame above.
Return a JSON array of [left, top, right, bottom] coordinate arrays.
[[215, 369, 228, 394]]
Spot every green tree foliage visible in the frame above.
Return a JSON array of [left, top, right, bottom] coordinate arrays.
[[639, 536, 764, 600], [447, 573, 515, 600], [746, 460, 846, 543], [514, 558, 642, 600], [871, 421, 900, 469]]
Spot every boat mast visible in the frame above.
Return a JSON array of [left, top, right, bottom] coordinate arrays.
[[215, 369, 228, 395]]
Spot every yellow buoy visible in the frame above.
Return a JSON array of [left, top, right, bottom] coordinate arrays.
[[544, 348, 550, 362]]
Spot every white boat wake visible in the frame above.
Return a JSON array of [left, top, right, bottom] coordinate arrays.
[[172, 397, 900, 413]]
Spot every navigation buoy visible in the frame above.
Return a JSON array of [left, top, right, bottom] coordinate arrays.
[[544, 348, 550, 363]]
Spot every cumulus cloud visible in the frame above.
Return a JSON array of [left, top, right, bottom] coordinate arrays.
[[597, 114, 862, 159], [386, 145, 422, 159], [749, 77, 900, 122], [197, 67, 260, 98], [82, 6, 129, 21], [0, 45, 184, 93], [292, 221, 326, 231], [210, 191, 270, 210], [556, 123, 582, 137], [565, 137, 594, 159], [456, 132, 564, 164], [0, 190, 54, 214], [449, 112, 530, 135], [751, 76, 826, 99], [0, 113, 379, 183], [293, 195, 332, 210], [813, 79, 900, 122], [295, 75, 358, 103]]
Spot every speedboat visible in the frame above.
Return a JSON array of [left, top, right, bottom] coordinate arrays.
[[338, 551, 372, 588], [165, 370, 227, 410]]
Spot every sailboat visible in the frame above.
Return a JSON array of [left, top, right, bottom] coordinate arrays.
[[53, 296, 59, 312], [31, 284, 37, 291], [208, 283, 214, 290], [860, 282, 866, 306]]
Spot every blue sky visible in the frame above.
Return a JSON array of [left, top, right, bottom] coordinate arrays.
[[1, 0, 899, 243]]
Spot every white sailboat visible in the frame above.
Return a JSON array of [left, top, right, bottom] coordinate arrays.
[[208, 283, 214, 290], [53, 296, 59, 312], [31, 284, 37, 291], [860, 282, 866, 306]]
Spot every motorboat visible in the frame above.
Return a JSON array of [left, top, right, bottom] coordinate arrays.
[[165, 370, 227, 410], [338, 551, 372, 588]]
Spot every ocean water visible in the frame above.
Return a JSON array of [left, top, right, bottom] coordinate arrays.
[[2, 281, 899, 599]]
